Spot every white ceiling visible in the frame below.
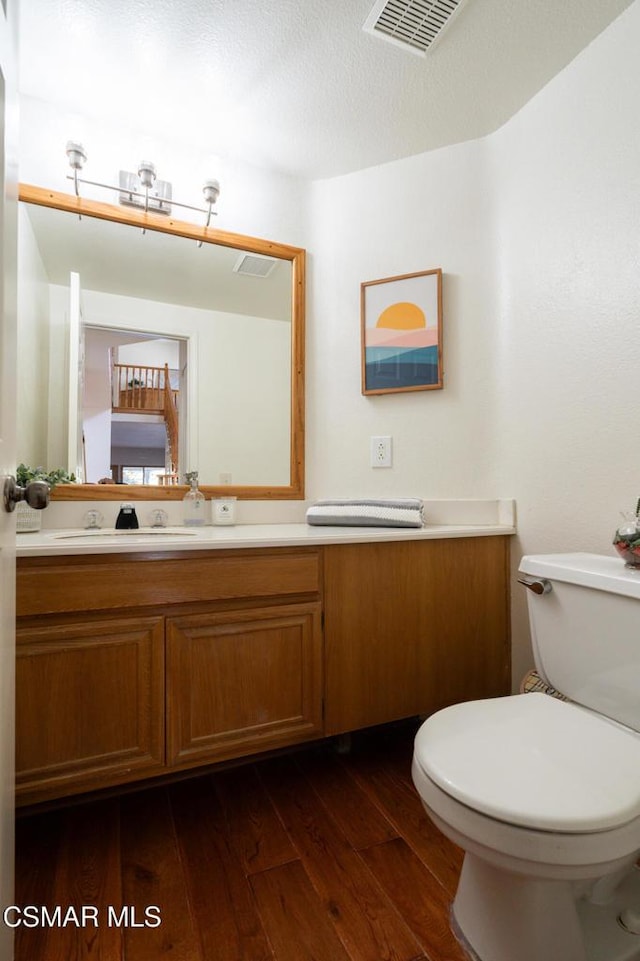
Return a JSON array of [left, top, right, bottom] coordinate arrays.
[[19, 0, 633, 180]]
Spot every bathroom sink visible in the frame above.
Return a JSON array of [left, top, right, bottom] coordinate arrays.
[[52, 528, 199, 540]]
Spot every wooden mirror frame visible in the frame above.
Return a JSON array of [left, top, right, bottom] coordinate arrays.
[[19, 184, 305, 501]]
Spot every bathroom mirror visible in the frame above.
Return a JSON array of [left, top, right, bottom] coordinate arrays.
[[17, 184, 305, 500]]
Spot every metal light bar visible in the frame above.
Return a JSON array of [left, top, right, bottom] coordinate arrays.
[[64, 141, 220, 226], [65, 175, 217, 217]]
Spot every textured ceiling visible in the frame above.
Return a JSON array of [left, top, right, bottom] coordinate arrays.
[[19, 0, 634, 179]]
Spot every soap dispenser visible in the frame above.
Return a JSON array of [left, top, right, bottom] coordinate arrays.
[[183, 471, 206, 527], [115, 503, 139, 530]]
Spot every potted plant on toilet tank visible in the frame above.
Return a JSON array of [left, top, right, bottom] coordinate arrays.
[[613, 497, 640, 568]]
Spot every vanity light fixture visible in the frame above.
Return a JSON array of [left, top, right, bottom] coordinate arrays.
[[64, 141, 221, 231], [197, 179, 221, 247], [65, 140, 87, 196]]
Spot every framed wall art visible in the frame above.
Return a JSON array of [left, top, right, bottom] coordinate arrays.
[[361, 268, 443, 395]]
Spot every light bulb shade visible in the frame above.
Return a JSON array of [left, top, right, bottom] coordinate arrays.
[[137, 161, 157, 188], [203, 179, 220, 204], [66, 140, 87, 170]]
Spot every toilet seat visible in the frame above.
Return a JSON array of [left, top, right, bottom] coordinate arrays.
[[412, 749, 640, 873], [414, 693, 640, 833]]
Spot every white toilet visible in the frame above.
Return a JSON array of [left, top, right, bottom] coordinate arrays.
[[412, 552, 640, 961]]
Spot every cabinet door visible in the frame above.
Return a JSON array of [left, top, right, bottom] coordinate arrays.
[[324, 537, 511, 735], [167, 603, 323, 766], [16, 616, 165, 805]]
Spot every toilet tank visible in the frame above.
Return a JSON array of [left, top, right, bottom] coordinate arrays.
[[518, 552, 640, 732]]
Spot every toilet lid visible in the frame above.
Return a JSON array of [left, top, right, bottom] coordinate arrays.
[[414, 693, 640, 832]]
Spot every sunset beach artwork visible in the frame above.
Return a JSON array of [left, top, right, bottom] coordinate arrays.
[[361, 268, 442, 395]]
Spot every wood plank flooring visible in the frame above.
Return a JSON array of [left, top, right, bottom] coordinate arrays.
[[14, 720, 469, 961]]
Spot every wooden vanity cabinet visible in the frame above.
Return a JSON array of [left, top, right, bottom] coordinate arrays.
[[15, 536, 510, 806], [15, 548, 323, 806]]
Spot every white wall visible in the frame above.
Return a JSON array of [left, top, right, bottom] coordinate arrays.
[[307, 137, 498, 502], [16, 205, 50, 466], [118, 338, 180, 370], [200, 311, 291, 486], [83, 328, 114, 481], [45, 285, 70, 470], [487, 0, 640, 683]]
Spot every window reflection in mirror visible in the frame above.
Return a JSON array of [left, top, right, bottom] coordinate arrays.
[[16, 186, 305, 499]]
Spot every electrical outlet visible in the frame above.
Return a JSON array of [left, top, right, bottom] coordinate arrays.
[[370, 435, 392, 468]]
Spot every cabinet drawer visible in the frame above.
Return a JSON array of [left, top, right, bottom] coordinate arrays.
[[17, 548, 321, 616]]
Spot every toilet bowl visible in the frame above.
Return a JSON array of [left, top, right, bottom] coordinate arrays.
[[411, 553, 640, 961]]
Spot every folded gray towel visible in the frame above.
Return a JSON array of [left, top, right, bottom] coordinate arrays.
[[306, 499, 424, 528], [314, 498, 423, 510]]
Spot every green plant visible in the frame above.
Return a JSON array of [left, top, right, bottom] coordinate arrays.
[[16, 464, 76, 489]]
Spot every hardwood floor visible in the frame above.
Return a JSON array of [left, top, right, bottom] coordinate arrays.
[[14, 720, 469, 961]]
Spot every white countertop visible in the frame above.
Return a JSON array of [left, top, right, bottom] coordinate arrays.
[[16, 521, 516, 557]]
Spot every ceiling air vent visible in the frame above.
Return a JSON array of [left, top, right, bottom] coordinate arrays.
[[233, 253, 278, 278], [363, 0, 469, 55]]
